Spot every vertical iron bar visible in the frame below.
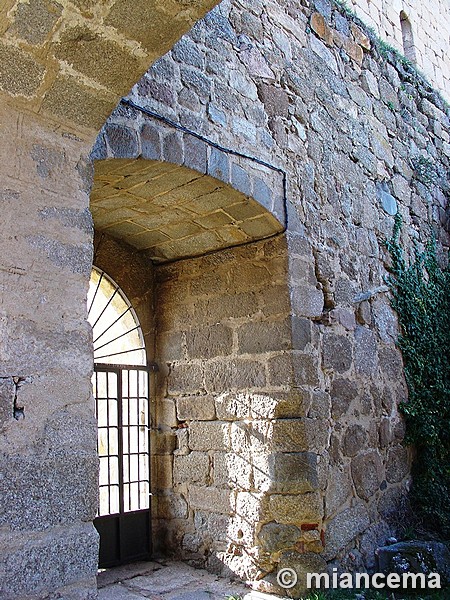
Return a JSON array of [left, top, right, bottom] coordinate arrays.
[[137, 369, 141, 509], [118, 368, 124, 517], [106, 371, 111, 515], [128, 368, 131, 512], [147, 367, 152, 544], [117, 367, 124, 564]]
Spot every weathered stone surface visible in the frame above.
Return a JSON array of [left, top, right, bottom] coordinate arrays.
[[140, 124, 162, 160], [237, 319, 291, 354], [385, 445, 410, 483], [325, 465, 352, 518], [157, 493, 189, 520], [372, 299, 398, 344], [216, 392, 251, 420], [351, 451, 384, 500], [174, 452, 210, 484], [104, 123, 139, 159], [291, 353, 319, 387], [310, 12, 333, 45], [0, 524, 98, 599], [0, 44, 46, 97], [257, 83, 290, 118], [41, 74, 115, 129], [186, 324, 233, 359], [176, 395, 216, 421], [0, 378, 14, 427], [291, 316, 313, 350], [259, 522, 301, 552], [342, 424, 367, 457], [255, 452, 318, 493], [0, 451, 98, 531], [268, 492, 323, 523], [291, 283, 324, 318], [213, 452, 252, 489], [189, 485, 234, 515], [152, 431, 177, 455], [377, 484, 407, 521], [354, 326, 378, 375], [323, 333, 353, 373], [189, 421, 230, 451], [323, 503, 370, 560], [168, 363, 204, 395], [271, 418, 329, 453], [331, 378, 358, 418], [204, 359, 266, 392], [310, 35, 338, 74]]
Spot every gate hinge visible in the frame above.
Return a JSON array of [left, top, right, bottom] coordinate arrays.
[[147, 362, 159, 372]]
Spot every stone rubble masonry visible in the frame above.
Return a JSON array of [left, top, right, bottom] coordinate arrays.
[[98, 0, 450, 592], [0, 0, 449, 597]]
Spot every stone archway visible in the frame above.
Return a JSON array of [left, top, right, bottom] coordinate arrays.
[[0, 2, 222, 599], [87, 109, 326, 585], [0, 0, 219, 131]]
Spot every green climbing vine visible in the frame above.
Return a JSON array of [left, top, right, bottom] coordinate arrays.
[[386, 214, 450, 538]]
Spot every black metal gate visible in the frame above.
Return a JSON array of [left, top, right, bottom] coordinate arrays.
[[93, 364, 152, 568]]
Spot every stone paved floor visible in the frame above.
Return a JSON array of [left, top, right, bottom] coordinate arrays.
[[97, 559, 252, 600]]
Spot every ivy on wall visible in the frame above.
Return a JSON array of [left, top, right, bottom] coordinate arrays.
[[386, 215, 450, 538]]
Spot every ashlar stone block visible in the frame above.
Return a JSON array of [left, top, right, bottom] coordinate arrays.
[[174, 451, 210, 484], [216, 391, 251, 420], [259, 522, 302, 553], [268, 492, 323, 523], [176, 395, 216, 421], [189, 420, 231, 451], [189, 485, 235, 515], [253, 452, 319, 493]]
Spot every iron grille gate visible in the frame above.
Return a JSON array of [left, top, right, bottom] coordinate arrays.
[[93, 364, 152, 568]]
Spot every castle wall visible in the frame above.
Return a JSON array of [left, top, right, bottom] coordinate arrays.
[[0, 1, 219, 596], [0, 101, 99, 600], [152, 236, 303, 582], [0, 0, 449, 597], [99, 0, 450, 592], [347, 0, 450, 99]]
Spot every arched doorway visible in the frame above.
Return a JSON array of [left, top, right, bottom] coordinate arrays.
[[88, 266, 152, 567]]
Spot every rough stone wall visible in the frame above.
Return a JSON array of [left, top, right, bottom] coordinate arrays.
[[0, 1, 226, 596], [0, 102, 98, 599], [152, 236, 298, 578], [97, 0, 450, 589], [0, 0, 218, 130], [346, 0, 450, 98]]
